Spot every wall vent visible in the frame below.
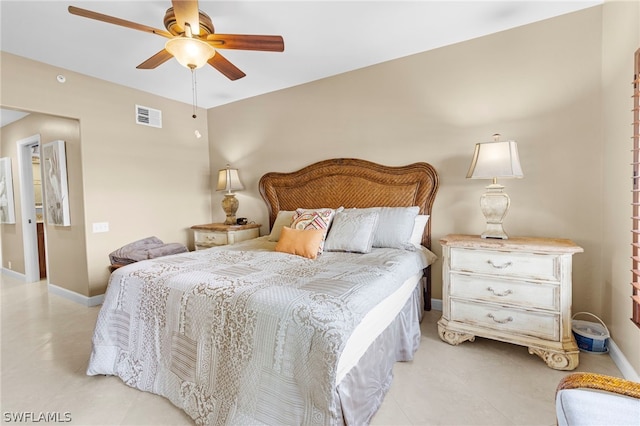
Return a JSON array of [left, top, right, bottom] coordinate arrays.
[[135, 105, 162, 128]]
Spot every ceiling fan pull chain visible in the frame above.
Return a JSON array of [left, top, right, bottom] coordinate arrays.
[[191, 67, 198, 119]]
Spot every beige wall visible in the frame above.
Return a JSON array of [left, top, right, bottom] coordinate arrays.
[[0, 113, 89, 294], [210, 1, 640, 374], [208, 9, 603, 305], [1, 53, 212, 297], [1, 2, 637, 374], [209, 4, 639, 373], [601, 0, 640, 375], [209, 2, 640, 373]]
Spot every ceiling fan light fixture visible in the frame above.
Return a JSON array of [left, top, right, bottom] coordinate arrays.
[[165, 37, 215, 69]]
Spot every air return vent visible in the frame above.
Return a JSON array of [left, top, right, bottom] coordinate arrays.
[[135, 105, 162, 128]]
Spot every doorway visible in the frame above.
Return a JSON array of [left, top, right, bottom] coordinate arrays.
[[17, 134, 44, 283]]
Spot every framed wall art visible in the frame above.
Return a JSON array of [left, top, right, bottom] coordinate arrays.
[[42, 140, 71, 226], [0, 157, 16, 224]]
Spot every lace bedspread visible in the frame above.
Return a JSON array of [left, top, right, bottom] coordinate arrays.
[[87, 237, 429, 425]]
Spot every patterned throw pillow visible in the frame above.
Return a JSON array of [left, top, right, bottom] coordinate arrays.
[[290, 208, 338, 253]]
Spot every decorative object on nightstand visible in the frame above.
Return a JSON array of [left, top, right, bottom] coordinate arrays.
[[190, 223, 260, 250], [466, 134, 523, 239], [217, 164, 245, 225], [438, 234, 583, 370]]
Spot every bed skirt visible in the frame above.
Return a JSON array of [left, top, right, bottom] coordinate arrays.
[[336, 281, 423, 424]]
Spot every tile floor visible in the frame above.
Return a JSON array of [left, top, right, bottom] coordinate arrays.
[[1, 275, 624, 425]]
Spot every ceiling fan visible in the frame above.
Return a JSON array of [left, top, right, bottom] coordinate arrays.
[[68, 0, 284, 81]]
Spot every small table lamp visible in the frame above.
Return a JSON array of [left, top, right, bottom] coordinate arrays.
[[466, 134, 523, 239], [216, 164, 245, 225]]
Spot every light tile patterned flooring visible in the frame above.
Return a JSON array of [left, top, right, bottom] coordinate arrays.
[[1, 275, 623, 425]]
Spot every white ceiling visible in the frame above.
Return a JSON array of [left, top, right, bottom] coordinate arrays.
[[1, 1, 601, 110]]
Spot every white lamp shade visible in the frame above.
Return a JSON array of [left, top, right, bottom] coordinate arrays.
[[216, 167, 244, 193], [466, 140, 524, 180], [165, 37, 215, 69]]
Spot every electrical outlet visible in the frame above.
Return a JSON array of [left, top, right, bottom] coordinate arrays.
[[8, 261, 11, 269], [92, 222, 109, 233]]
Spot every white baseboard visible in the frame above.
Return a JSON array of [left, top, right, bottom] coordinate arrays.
[[47, 283, 104, 307], [1, 268, 25, 280], [608, 338, 640, 382], [429, 298, 639, 380], [1, 270, 104, 306], [431, 298, 443, 312]]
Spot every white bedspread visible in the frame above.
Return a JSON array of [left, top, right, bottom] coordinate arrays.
[[87, 237, 430, 425]]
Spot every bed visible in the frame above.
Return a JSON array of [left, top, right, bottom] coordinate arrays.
[[87, 158, 439, 425]]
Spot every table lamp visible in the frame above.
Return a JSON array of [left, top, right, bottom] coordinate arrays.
[[216, 164, 245, 225], [466, 134, 523, 239]]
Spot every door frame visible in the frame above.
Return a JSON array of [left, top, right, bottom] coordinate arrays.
[[16, 134, 41, 283]]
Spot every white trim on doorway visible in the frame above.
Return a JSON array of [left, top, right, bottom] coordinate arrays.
[[16, 134, 41, 283]]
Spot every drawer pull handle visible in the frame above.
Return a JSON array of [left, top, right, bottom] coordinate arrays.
[[487, 287, 513, 297], [487, 313, 513, 324], [487, 260, 512, 269]]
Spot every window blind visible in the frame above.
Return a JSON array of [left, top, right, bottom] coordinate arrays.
[[632, 48, 640, 328]]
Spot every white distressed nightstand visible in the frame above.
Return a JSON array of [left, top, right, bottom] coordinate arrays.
[[437, 234, 583, 370], [190, 223, 261, 250]]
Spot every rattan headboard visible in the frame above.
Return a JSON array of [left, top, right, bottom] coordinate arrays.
[[258, 158, 439, 249]]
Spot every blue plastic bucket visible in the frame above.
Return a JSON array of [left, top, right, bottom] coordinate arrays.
[[572, 312, 609, 354]]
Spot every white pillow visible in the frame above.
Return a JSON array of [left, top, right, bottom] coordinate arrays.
[[410, 215, 430, 248], [268, 210, 295, 242], [324, 209, 379, 253], [360, 206, 420, 250]]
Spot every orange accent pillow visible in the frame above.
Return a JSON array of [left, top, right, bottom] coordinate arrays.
[[274, 227, 325, 259]]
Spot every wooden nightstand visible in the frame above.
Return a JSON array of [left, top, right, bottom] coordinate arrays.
[[190, 223, 261, 250], [437, 234, 583, 370]]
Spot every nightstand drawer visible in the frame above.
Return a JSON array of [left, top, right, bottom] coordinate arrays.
[[450, 248, 560, 281], [195, 233, 228, 247], [450, 300, 560, 341], [191, 223, 261, 250], [450, 273, 559, 311]]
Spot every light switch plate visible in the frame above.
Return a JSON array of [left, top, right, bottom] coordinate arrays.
[[92, 222, 109, 233]]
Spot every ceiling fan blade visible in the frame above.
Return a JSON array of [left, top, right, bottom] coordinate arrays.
[[171, 0, 201, 35], [208, 53, 246, 81], [136, 50, 174, 69], [68, 6, 173, 38], [206, 34, 285, 52]]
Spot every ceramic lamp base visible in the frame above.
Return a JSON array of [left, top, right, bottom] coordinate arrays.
[[479, 183, 510, 239], [222, 193, 239, 225]]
